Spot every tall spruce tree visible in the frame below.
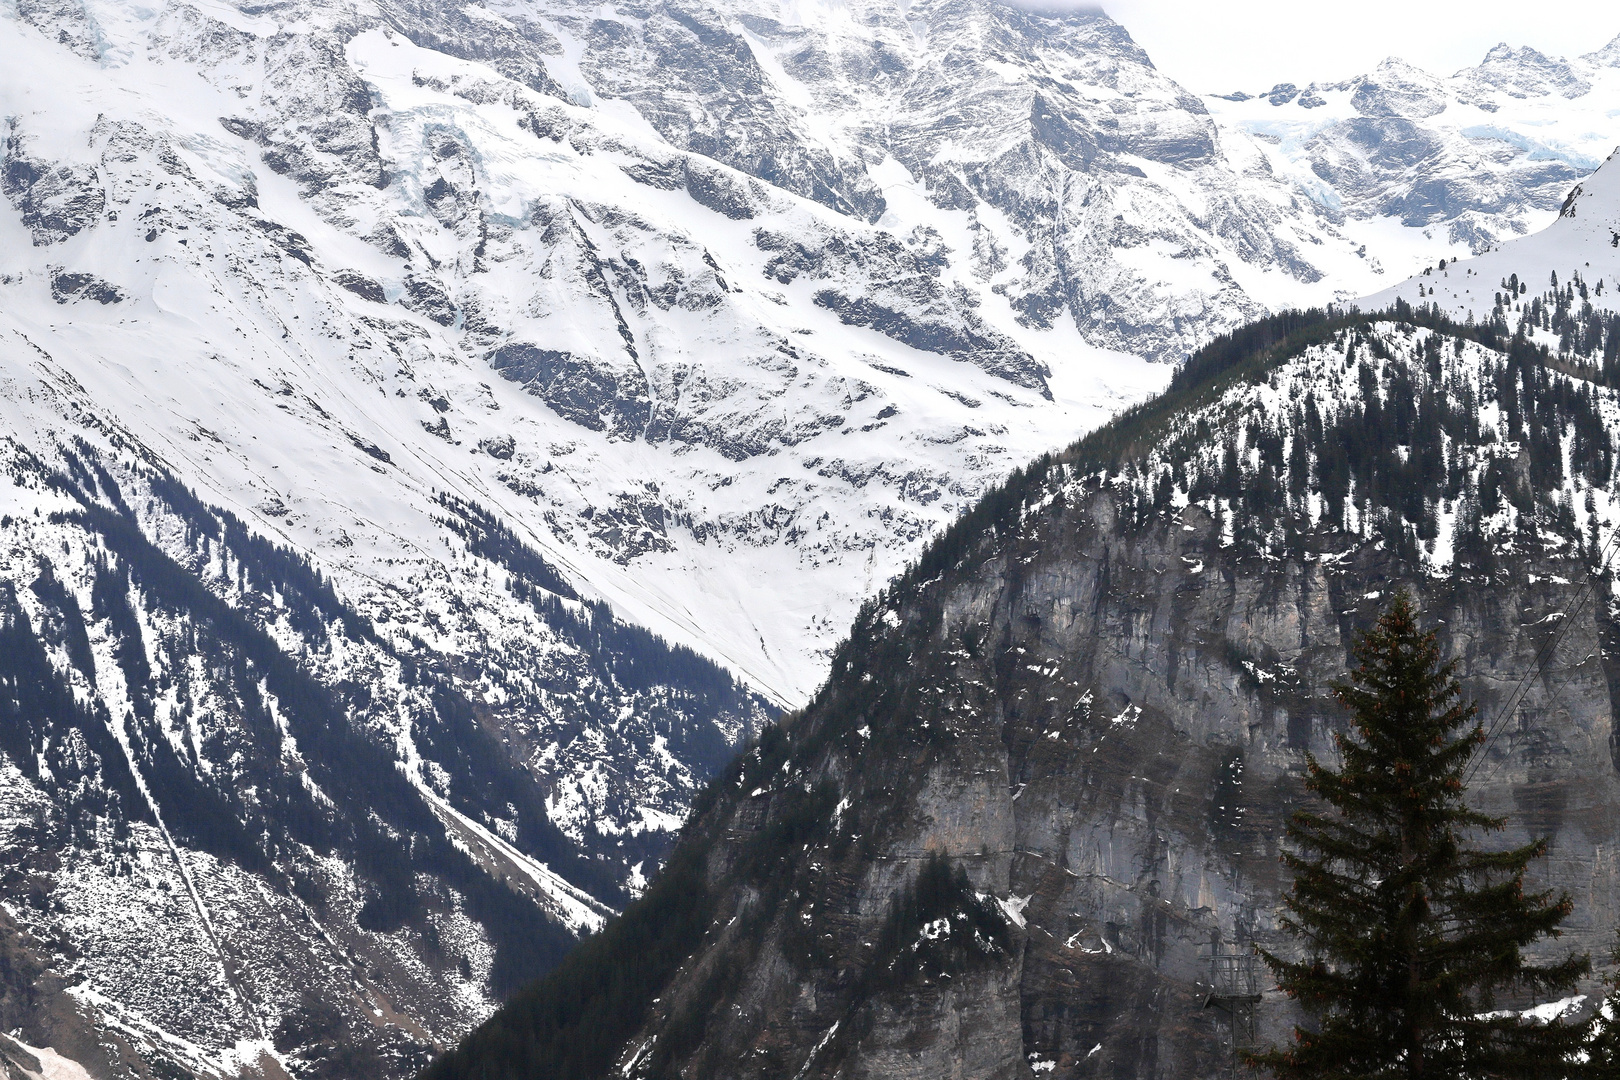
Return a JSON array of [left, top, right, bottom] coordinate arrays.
[[1247, 593, 1589, 1080]]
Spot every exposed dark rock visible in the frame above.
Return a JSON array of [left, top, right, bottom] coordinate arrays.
[[684, 159, 757, 220], [577, 4, 886, 223], [217, 116, 264, 142], [348, 433, 393, 463], [487, 343, 651, 440], [400, 275, 457, 325], [814, 290, 1051, 397], [363, 223, 412, 262], [583, 488, 675, 563], [49, 269, 124, 305], [755, 225, 1050, 393], [258, 32, 386, 194], [478, 434, 516, 459], [376, 0, 567, 99], [1265, 82, 1299, 105], [332, 270, 386, 303], [2, 135, 104, 245], [16, 0, 97, 59], [620, 159, 686, 190], [1028, 94, 1100, 171], [253, 218, 316, 266]]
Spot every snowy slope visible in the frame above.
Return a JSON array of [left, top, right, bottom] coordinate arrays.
[[1366, 146, 1620, 321], [0, 0, 1181, 714]]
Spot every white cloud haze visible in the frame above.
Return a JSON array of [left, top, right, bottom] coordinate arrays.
[[1094, 0, 1620, 92]]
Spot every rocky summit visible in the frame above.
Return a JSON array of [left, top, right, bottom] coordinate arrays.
[[4, 0, 1620, 1077]]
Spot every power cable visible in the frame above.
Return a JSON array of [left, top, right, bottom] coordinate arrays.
[[1471, 526, 1620, 785], [1462, 515, 1620, 786]]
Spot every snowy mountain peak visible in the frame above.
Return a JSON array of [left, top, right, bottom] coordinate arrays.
[[1352, 57, 1448, 118], [1206, 36, 1617, 272], [1458, 41, 1592, 101], [1587, 32, 1620, 68]]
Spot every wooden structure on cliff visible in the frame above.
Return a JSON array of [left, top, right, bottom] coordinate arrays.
[[1203, 944, 1262, 1059]]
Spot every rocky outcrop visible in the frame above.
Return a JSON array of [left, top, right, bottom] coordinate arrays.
[[2, 134, 104, 245], [488, 343, 653, 437]]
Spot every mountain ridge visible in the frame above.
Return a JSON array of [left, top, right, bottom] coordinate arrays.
[[1207, 33, 1620, 266]]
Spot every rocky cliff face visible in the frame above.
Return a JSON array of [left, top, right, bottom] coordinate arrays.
[[432, 306, 1620, 1080]]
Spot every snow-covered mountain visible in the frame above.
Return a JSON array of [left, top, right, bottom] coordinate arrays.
[[3, 0, 1620, 1075], [9, 1, 1616, 727], [1208, 40, 1620, 273]]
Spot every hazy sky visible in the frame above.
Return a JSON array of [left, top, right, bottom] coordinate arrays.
[[1096, 0, 1620, 93]]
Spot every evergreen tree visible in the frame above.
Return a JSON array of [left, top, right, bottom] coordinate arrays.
[[1584, 934, 1620, 1078], [1247, 593, 1589, 1080]]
